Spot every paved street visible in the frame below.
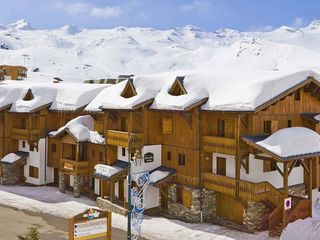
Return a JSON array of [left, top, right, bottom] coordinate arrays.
[[0, 205, 146, 240]]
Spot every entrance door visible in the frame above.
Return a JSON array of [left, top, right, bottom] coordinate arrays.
[[118, 179, 124, 202], [217, 193, 243, 224], [217, 157, 226, 176]]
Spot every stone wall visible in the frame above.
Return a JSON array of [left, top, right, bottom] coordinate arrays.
[[58, 171, 65, 193], [1, 163, 22, 185], [73, 175, 81, 198], [243, 201, 269, 233], [202, 189, 216, 222], [288, 184, 306, 197], [168, 184, 201, 223]]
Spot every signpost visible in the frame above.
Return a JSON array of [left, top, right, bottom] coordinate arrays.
[[284, 197, 292, 210], [69, 208, 112, 240]]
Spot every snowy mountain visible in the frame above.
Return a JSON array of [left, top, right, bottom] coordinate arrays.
[[1, 19, 320, 81]]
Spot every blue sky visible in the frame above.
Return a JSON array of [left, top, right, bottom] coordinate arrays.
[[2, 0, 320, 31]]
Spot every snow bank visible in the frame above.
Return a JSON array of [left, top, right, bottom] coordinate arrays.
[[280, 218, 320, 240], [0, 153, 23, 164], [94, 164, 122, 178], [149, 171, 170, 184], [256, 127, 320, 158], [49, 115, 105, 144]]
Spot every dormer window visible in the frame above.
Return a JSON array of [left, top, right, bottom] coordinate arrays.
[[168, 76, 187, 96], [23, 89, 34, 101], [121, 79, 137, 98]]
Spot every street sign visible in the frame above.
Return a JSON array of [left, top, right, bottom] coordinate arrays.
[[144, 152, 154, 163], [284, 197, 292, 210], [69, 208, 112, 240], [74, 218, 107, 239]]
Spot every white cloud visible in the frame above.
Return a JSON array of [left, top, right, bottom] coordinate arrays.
[[54, 2, 121, 18], [90, 6, 121, 18], [180, 1, 211, 13], [291, 17, 306, 28]]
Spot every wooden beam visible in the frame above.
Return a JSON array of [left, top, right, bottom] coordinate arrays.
[[301, 159, 310, 175], [309, 159, 313, 215], [288, 160, 298, 176], [274, 162, 284, 177], [235, 114, 241, 199]]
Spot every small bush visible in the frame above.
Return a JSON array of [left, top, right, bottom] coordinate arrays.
[[17, 227, 40, 240]]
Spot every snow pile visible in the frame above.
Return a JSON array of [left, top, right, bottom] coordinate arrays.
[[280, 218, 320, 240], [256, 127, 320, 158], [0, 185, 272, 240], [0, 153, 23, 164], [94, 164, 122, 178], [149, 171, 170, 184], [49, 115, 105, 144]]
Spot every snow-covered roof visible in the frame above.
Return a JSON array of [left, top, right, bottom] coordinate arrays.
[[49, 115, 105, 144], [148, 166, 176, 186], [85, 73, 171, 111], [94, 161, 129, 180], [248, 127, 320, 159], [0, 151, 28, 164], [0, 80, 108, 113]]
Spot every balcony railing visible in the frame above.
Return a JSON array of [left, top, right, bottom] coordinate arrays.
[[11, 128, 40, 141], [106, 130, 143, 149], [202, 136, 236, 155], [61, 158, 89, 175], [202, 172, 282, 206]]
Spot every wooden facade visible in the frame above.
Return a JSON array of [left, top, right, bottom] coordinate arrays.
[[0, 65, 27, 80]]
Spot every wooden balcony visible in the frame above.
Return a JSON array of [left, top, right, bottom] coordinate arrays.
[[202, 136, 236, 155], [106, 130, 143, 149], [202, 172, 282, 206], [61, 158, 89, 175], [11, 128, 40, 142]]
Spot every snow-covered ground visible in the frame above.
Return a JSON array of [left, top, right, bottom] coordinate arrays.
[[0, 185, 273, 240]]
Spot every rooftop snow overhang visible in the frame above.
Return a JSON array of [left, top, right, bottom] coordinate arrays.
[[0, 151, 29, 165], [242, 131, 320, 162], [93, 161, 129, 181], [148, 166, 176, 187], [254, 76, 320, 113], [150, 97, 208, 112], [99, 98, 155, 111]]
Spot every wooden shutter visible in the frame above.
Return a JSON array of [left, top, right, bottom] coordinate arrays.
[[163, 117, 173, 134], [182, 189, 192, 209], [271, 120, 278, 133]]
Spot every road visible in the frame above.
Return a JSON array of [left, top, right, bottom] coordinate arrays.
[[0, 205, 147, 240]]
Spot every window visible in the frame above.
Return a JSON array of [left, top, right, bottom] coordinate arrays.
[[122, 147, 126, 157], [92, 150, 95, 157], [288, 120, 292, 128], [120, 116, 127, 131], [178, 154, 185, 166], [99, 152, 104, 162], [217, 119, 225, 137], [167, 151, 171, 161], [263, 121, 272, 134], [263, 161, 277, 172], [22, 141, 26, 148], [51, 144, 56, 153], [294, 90, 301, 101], [29, 166, 39, 179], [162, 117, 173, 134]]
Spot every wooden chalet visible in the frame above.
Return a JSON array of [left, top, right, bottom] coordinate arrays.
[[0, 65, 27, 80]]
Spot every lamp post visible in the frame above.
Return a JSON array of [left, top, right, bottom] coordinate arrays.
[[127, 151, 132, 240]]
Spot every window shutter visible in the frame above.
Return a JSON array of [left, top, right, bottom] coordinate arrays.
[[163, 117, 173, 134], [271, 120, 278, 133]]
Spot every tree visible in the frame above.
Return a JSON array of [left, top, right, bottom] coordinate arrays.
[[17, 227, 40, 240]]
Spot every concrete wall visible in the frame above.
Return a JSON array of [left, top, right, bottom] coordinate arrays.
[[212, 153, 304, 188]]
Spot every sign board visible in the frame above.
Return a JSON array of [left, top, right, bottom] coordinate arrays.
[[64, 162, 74, 171], [284, 197, 292, 210], [69, 208, 112, 240], [144, 152, 154, 163], [74, 218, 107, 239]]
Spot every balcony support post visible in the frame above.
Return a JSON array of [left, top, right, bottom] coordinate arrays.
[[235, 114, 241, 199], [282, 162, 288, 228]]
